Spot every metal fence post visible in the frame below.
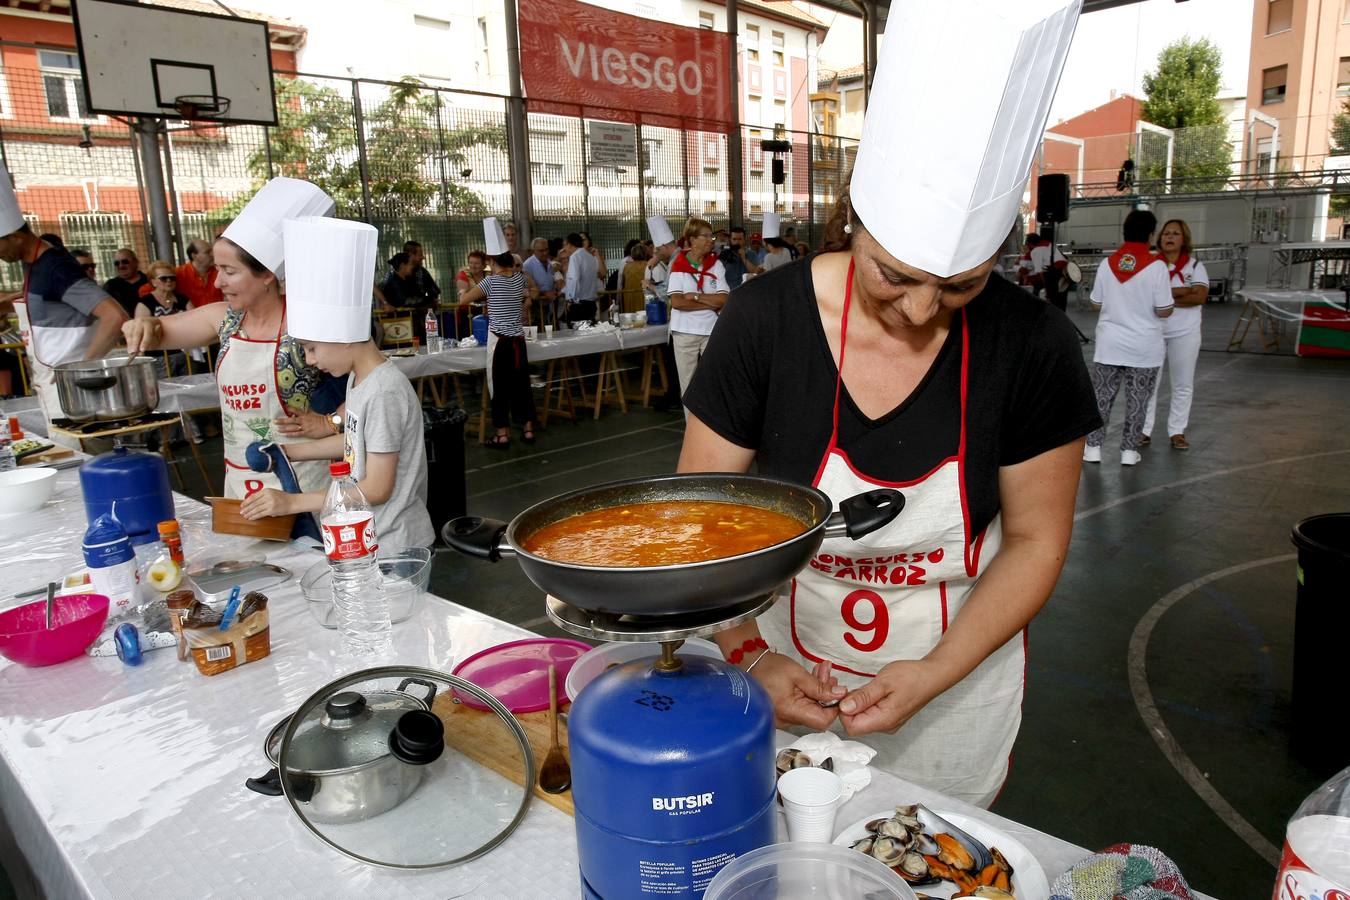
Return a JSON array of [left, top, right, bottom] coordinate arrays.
[[637, 122, 647, 229], [161, 125, 187, 263], [681, 127, 692, 221], [264, 127, 275, 179], [134, 119, 176, 262], [580, 118, 592, 230], [807, 131, 815, 247], [351, 80, 374, 222], [432, 92, 451, 216]]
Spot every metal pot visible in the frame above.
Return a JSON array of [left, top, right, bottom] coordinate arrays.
[[443, 474, 904, 616], [52, 356, 159, 422], [245, 677, 444, 824]]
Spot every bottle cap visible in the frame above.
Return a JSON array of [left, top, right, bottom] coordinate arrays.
[[157, 520, 179, 536], [330, 461, 351, 477]]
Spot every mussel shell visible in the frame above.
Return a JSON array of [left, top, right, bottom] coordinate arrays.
[[913, 832, 940, 856], [775, 748, 802, 774]]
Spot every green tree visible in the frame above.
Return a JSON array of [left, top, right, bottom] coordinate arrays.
[[214, 76, 505, 226], [1330, 97, 1350, 156], [1138, 37, 1233, 192]]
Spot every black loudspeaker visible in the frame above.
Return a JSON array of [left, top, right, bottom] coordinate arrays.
[[1036, 173, 1071, 224], [772, 158, 786, 185]]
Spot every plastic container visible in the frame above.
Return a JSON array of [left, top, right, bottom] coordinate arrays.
[[0, 409, 14, 472], [425, 309, 442, 354], [645, 295, 668, 326], [472, 314, 489, 346], [1290, 514, 1350, 769], [0, 467, 58, 515], [320, 461, 390, 658], [1273, 765, 1350, 900], [82, 513, 139, 619], [703, 843, 916, 900], [300, 546, 431, 628], [0, 593, 110, 667], [78, 446, 174, 545], [564, 638, 721, 702]]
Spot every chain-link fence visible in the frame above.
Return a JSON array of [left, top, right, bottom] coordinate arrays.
[[0, 45, 858, 293]]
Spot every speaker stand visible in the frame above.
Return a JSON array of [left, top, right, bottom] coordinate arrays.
[[1047, 220, 1091, 345]]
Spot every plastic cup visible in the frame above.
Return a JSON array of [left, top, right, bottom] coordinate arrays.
[[544, 324, 554, 338], [777, 767, 842, 843]]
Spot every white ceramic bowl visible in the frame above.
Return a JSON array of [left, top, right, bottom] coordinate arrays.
[[0, 467, 57, 516], [564, 637, 722, 702]]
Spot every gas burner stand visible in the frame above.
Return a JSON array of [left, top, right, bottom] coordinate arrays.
[[48, 412, 215, 494]]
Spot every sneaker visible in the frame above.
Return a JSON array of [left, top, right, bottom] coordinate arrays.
[[1121, 450, 1141, 466], [1083, 445, 1101, 463], [1170, 434, 1189, 450]]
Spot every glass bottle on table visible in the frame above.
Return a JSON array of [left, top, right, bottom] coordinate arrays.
[[1274, 764, 1350, 899], [425, 309, 442, 354]]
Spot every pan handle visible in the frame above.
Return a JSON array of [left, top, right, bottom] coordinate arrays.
[[823, 488, 905, 540], [443, 516, 515, 561]]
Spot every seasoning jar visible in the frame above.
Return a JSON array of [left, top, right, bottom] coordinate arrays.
[[157, 519, 185, 565], [165, 589, 195, 661]]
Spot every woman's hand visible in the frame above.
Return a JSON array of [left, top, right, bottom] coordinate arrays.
[[274, 410, 335, 440], [239, 488, 293, 520], [121, 316, 162, 355], [748, 652, 844, 731], [837, 658, 947, 736]]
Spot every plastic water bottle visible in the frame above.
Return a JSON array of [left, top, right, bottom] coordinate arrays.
[[0, 418, 13, 472], [424, 309, 442, 354], [319, 461, 391, 658], [1273, 765, 1350, 900]]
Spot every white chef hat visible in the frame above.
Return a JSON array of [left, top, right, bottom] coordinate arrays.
[[484, 217, 508, 256], [0, 160, 24, 236], [646, 215, 675, 246], [282, 217, 378, 344], [762, 212, 781, 241], [222, 177, 335, 279], [851, 0, 1082, 277]]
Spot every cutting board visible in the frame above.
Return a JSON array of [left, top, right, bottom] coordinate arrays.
[[431, 693, 575, 816], [19, 445, 73, 466]]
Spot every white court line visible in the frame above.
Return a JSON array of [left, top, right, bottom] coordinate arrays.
[[470, 440, 686, 498], [464, 422, 684, 473], [1127, 556, 1293, 867]]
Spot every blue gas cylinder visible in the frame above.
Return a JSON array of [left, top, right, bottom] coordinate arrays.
[[472, 315, 489, 346], [570, 652, 775, 899], [78, 447, 174, 545], [645, 296, 668, 326]]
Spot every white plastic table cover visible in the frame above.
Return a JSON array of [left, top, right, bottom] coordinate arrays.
[[1237, 289, 1350, 322], [0, 471, 1107, 899]]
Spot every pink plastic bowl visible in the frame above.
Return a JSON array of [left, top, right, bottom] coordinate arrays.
[[0, 593, 110, 667]]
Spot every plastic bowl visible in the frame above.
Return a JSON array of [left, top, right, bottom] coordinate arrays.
[[703, 842, 917, 900], [564, 637, 722, 702], [300, 547, 433, 628], [0, 593, 110, 667], [0, 467, 58, 516]]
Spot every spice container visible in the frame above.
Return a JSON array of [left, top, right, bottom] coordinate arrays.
[[158, 520, 185, 565], [165, 589, 195, 661], [181, 592, 271, 676]]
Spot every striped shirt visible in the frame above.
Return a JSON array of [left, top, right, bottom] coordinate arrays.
[[478, 272, 527, 337]]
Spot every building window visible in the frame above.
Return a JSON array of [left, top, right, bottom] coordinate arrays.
[[1262, 65, 1288, 104], [529, 161, 564, 184], [1267, 0, 1292, 35], [0, 61, 11, 119], [38, 50, 92, 121], [772, 31, 785, 67], [745, 24, 760, 62], [774, 98, 786, 126], [844, 88, 864, 116], [477, 17, 491, 78], [1340, 58, 1350, 97], [811, 96, 838, 136], [699, 11, 715, 30], [1344, 0, 1350, 23], [413, 15, 452, 79]]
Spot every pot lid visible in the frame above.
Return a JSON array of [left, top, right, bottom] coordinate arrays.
[[274, 665, 534, 869], [450, 638, 591, 712]]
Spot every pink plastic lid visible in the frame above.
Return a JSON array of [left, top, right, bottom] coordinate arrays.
[[451, 638, 592, 712]]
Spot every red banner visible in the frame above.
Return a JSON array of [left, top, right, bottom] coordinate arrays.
[[518, 0, 733, 126]]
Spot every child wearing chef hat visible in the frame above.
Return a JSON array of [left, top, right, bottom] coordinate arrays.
[[239, 217, 434, 553]]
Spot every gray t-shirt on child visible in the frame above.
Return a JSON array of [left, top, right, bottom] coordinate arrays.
[[343, 360, 434, 552]]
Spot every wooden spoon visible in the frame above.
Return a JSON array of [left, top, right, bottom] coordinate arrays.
[[538, 664, 571, 794]]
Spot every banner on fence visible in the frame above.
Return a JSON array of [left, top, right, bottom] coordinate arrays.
[[588, 122, 637, 166], [518, 0, 732, 126]]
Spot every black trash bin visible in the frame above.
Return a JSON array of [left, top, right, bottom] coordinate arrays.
[[1290, 513, 1350, 772], [424, 406, 467, 545]]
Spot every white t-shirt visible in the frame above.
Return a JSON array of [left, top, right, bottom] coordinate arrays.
[[760, 247, 792, 272], [667, 254, 728, 336], [1161, 257, 1208, 338], [1090, 255, 1173, 368], [1029, 244, 1065, 277]]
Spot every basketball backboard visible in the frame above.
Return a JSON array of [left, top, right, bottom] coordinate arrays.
[[71, 0, 278, 126]]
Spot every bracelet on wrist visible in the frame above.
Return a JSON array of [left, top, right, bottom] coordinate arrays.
[[745, 648, 773, 673], [726, 637, 768, 665]]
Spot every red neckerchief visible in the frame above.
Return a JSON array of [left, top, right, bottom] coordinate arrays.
[[1167, 253, 1191, 283], [1107, 242, 1160, 283], [669, 250, 718, 291]]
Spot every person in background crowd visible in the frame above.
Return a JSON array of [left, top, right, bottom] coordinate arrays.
[[135, 260, 191, 377], [1142, 218, 1208, 451], [719, 225, 763, 289], [523, 237, 558, 325], [456, 250, 489, 300], [561, 232, 599, 324], [667, 217, 727, 401], [176, 239, 223, 307], [104, 248, 149, 317], [1030, 235, 1068, 312], [381, 251, 433, 341], [579, 231, 607, 290], [39, 233, 64, 248], [71, 248, 97, 280], [795, 240, 810, 259], [746, 232, 766, 267], [1017, 233, 1040, 290], [616, 243, 650, 315], [501, 222, 524, 268], [760, 236, 793, 273], [1084, 209, 1174, 467], [461, 252, 538, 447], [404, 240, 441, 304], [783, 226, 799, 258]]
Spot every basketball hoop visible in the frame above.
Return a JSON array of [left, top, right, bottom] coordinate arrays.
[[173, 94, 231, 121]]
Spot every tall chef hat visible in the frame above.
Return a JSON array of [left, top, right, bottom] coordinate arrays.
[[222, 177, 335, 279], [850, 0, 1082, 277], [282, 217, 378, 344], [646, 215, 675, 247], [484, 217, 508, 256], [0, 161, 25, 236], [762, 212, 781, 241]]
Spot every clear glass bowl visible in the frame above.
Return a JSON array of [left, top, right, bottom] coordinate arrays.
[[300, 547, 433, 629]]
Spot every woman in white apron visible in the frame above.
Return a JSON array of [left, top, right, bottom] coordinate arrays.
[[121, 177, 339, 501], [677, 0, 1095, 808]]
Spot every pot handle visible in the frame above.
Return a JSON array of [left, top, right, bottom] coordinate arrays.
[[395, 677, 438, 708], [245, 768, 283, 797], [822, 488, 905, 540], [443, 516, 514, 561], [389, 710, 445, 766]]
